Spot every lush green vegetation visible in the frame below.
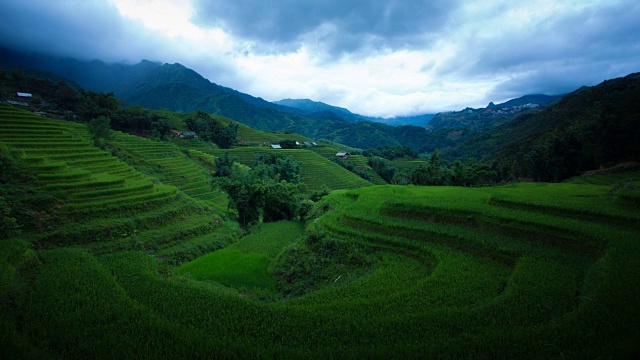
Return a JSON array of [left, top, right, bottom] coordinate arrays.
[[209, 147, 373, 192], [1, 68, 640, 358], [177, 221, 305, 296], [446, 73, 640, 182], [4, 160, 638, 357]]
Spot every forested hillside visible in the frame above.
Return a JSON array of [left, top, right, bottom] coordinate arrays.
[[444, 73, 640, 181]]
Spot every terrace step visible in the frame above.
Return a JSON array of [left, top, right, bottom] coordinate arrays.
[[21, 147, 103, 156], [68, 181, 156, 204], [79, 162, 131, 173], [44, 175, 126, 191], [60, 184, 178, 212], [46, 151, 111, 161], [37, 201, 200, 247], [37, 169, 92, 183], [29, 161, 69, 173], [9, 141, 91, 149]]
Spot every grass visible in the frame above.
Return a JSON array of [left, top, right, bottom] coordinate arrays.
[[178, 250, 275, 290], [177, 221, 305, 293], [227, 221, 305, 258]]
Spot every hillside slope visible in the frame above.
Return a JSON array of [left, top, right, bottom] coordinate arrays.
[[0, 104, 237, 260], [444, 73, 640, 181]]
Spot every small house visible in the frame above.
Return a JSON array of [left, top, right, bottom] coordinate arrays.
[[16, 92, 33, 98], [178, 131, 197, 138], [311, 142, 317, 146], [336, 152, 349, 159], [270, 144, 282, 149]]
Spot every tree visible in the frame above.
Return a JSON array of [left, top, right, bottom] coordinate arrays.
[[214, 124, 238, 149], [279, 139, 299, 149], [368, 156, 396, 183], [429, 149, 441, 167], [151, 118, 172, 139], [272, 157, 302, 184], [87, 116, 113, 146], [10, 69, 24, 88], [214, 152, 239, 177], [262, 181, 301, 222], [216, 152, 304, 228], [0, 195, 19, 239], [53, 81, 79, 110], [218, 172, 266, 229]]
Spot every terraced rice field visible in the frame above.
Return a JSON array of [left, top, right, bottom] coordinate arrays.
[[209, 147, 373, 191], [0, 104, 236, 259], [304, 183, 639, 357], [107, 131, 227, 207], [5, 179, 637, 358], [0, 107, 168, 212], [215, 116, 311, 145], [2, 103, 638, 358], [342, 154, 388, 185]]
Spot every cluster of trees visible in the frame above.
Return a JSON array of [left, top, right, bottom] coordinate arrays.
[[330, 157, 372, 181], [214, 152, 307, 228], [184, 110, 238, 149], [278, 139, 300, 149], [362, 145, 417, 160], [367, 150, 497, 186], [109, 106, 171, 138], [410, 150, 496, 186], [2, 72, 240, 147], [367, 156, 397, 183], [1, 70, 121, 122]]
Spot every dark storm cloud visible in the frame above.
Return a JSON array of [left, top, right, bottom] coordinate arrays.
[[0, 0, 161, 63], [456, 0, 640, 100], [192, 0, 460, 54]]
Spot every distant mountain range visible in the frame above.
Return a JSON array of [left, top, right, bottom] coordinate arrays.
[[0, 47, 446, 150], [273, 98, 435, 127], [426, 93, 565, 132], [486, 94, 564, 109], [3, 46, 600, 156]]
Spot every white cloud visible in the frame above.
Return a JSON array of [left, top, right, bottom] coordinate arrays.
[[2, 0, 639, 117]]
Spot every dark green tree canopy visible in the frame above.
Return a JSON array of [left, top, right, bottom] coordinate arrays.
[[184, 110, 237, 149], [87, 115, 113, 145]]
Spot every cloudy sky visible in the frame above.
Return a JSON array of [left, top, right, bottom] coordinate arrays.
[[1, 0, 639, 117]]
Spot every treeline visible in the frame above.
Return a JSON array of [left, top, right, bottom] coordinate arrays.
[[329, 157, 372, 181], [367, 150, 497, 186], [1, 68, 119, 121], [0, 71, 238, 148], [362, 145, 417, 160]]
